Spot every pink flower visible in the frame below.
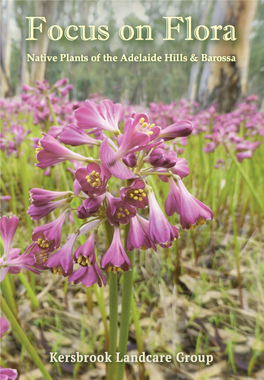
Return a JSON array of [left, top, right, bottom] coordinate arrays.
[[28, 199, 70, 220], [176, 178, 213, 229], [45, 233, 78, 274], [99, 138, 137, 180], [159, 120, 193, 141], [75, 99, 123, 133], [0, 317, 9, 338], [0, 216, 19, 257], [0, 366, 18, 380], [68, 233, 106, 287], [100, 225, 131, 273], [36, 134, 89, 168], [75, 163, 110, 196], [126, 215, 156, 252], [120, 179, 148, 209], [31, 210, 69, 249], [146, 186, 176, 245], [0, 243, 39, 282], [29, 189, 73, 206], [77, 195, 105, 219], [106, 193, 136, 225], [59, 124, 101, 146]]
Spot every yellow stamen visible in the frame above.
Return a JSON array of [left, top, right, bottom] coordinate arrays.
[[134, 190, 139, 194], [138, 189, 143, 193], [133, 196, 138, 200], [77, 256, 83, 264], [53, 267, 57, 274], [119, 207, 123, 211], [149, 123, 155, 128], [42, 258, 47, 263], [91, 170, 95, 175], [96, 178, 100, 182], [129, 194, 134, 198], [117, 267, 121, 272], [142, 193, 146, 197], [139, 197, 142, 201], [92, 182, 97, 187], [108, 266, 113, 272], [141, 122, 148, 128], [87, 179, 91, 183], [146, 131, 153, 135], [58, 267, 63, 276], [86, 257, 91, 266], [95, 172, 99, 177], [82, 258, 86, 266], [139, 117, 145, 124], [86, 175, 90, 179], [121, 213, 125, 217]]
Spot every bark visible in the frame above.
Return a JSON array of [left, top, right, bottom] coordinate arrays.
[[187, 1, 212, 100], [197, 0, 258, 113], [0, 0, 13, 97], [29, 1, 59, 85]]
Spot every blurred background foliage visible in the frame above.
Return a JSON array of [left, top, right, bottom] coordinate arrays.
[[1, 0, 264, 107]]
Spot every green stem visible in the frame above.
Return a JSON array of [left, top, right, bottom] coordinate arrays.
[[0, 275, 17, 319], [86, 287, 93, 314], [0, 295, 53, 380], [94, 285, 109, 351], [131, 294, 145, 380], [107, 272, 118, 380], [226, 146, 264, 215], [18, 272, 39, 310], [47, 97, 58, 126], [105, 221, 118, 380], [115, 239, 134, 380]]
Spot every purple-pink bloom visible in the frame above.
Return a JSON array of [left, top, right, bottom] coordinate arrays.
[[36, 134, 89, 168], [120, 179, 148, 209], [148, 148, 177, 168], [159, 120, 193, 141], [0, 367, 18, 380], [77, 195, 104, 219], [126, 215, 156, 252], [59, 124, 101, 146], [146, 186, 177, 245], [176, 177, 213, 229], [31, 209, 69, 249], [28, 199, 70, 220], [0, 317, 9, 338], [45, 233, 78, 274], [75, 99, 123, 133], [68, 233, 106, 287], [0, 247, 39, 282], [99, 138, 137, 180], [100, 225, 131, 272], [75, 162, 110, 196], [164, 177, 181, 217], [0, 216, 19, 257], [29, 188, 73, 206], [106, 193, 136, 225]]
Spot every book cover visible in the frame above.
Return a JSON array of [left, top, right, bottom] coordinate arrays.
[[1, 1, 263, 379]]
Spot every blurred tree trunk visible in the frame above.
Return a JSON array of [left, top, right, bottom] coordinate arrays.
[[188, 1, 212, 100], [0, 0, 13, 97], [29, 1, 59, 85], [197, 0, 258, 113]]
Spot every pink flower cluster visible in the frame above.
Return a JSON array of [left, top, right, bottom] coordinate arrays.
[[144, 96, 263, 162], [20, 96, 213, 287]]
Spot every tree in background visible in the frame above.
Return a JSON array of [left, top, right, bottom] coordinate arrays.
[[197, 0, 258, 113]]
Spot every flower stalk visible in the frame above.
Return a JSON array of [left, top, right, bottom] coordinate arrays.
[[0, 294, 53, 380]]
